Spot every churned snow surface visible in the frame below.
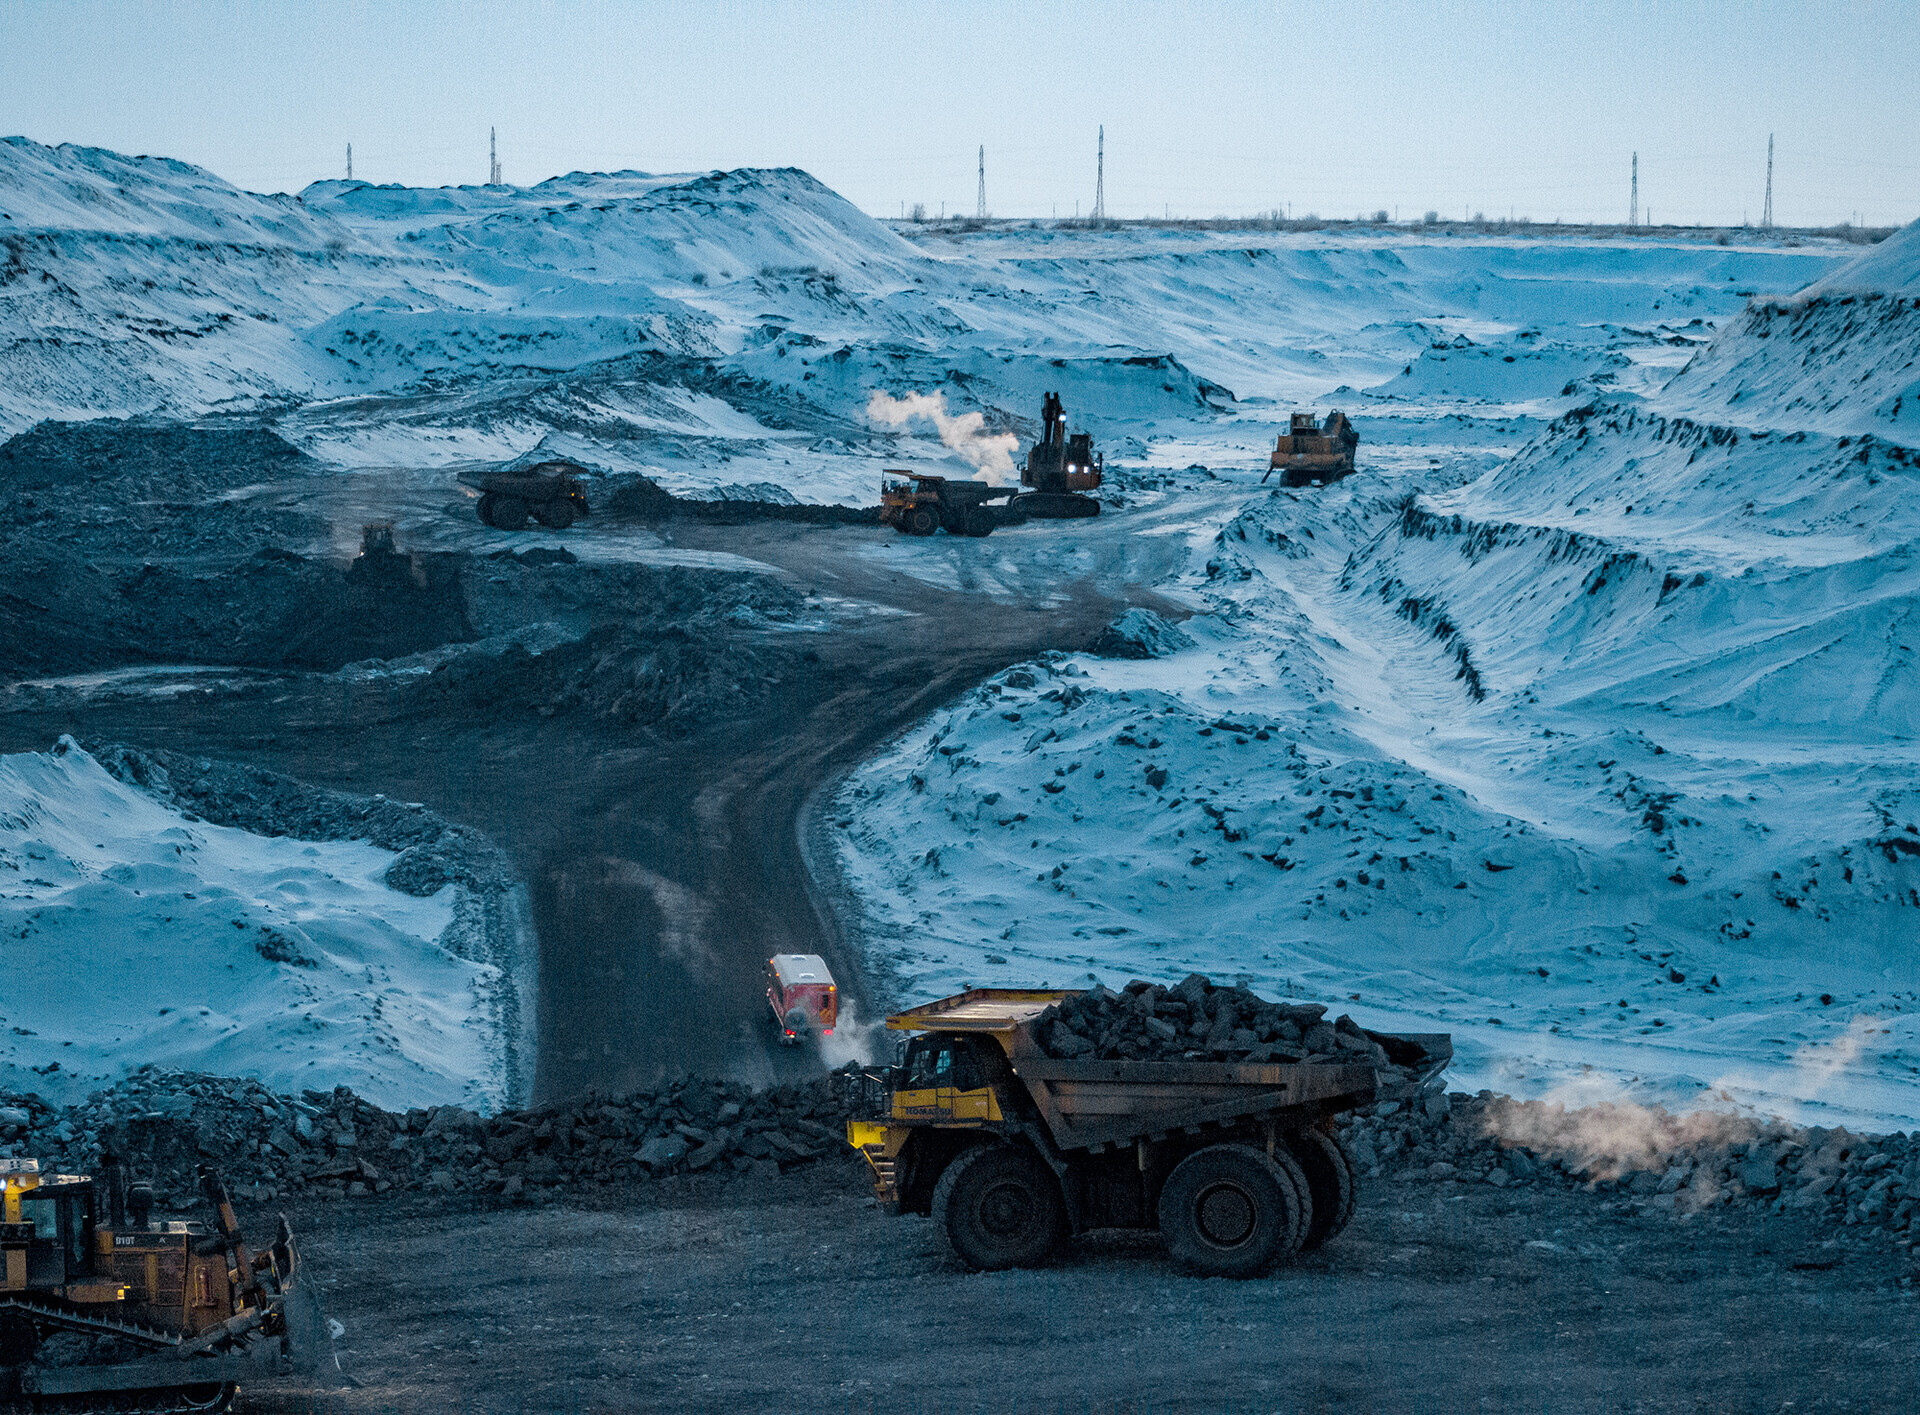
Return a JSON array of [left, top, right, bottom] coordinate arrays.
[[0, 135, 1858, 504], [835, 219, 1920, 1133], [0, 740, 506, 1110]]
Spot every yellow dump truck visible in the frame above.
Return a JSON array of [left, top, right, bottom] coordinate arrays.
[[845, 989, 1448, 1276]]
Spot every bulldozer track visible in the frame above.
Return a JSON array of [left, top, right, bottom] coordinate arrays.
[[1, 1297, 236, 1415], [0, 1298, 179, 1353], [0, 1385, 236, 1415]]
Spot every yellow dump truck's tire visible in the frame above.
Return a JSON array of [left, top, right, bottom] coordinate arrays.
[[535, 497, 576, 529], [491, 496, 530, 531], [1289, 1128, 1358, 1251], [1158, 1144, 1308, 1278], [932, 1142, 1065, 1271], [907, 506, 939, 537], [177, 1382, 239, 1412]]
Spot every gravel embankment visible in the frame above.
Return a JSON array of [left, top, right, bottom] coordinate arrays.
[[2, 1060, 1914, 1268], [0, 1068, 861, 1210]]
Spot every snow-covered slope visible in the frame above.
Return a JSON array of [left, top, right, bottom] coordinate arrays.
[[835, 221, 1920, 1130], [0, 740, 510, 1110], [1656, 224, 1920, 437], [0, 136, 1855, 502]]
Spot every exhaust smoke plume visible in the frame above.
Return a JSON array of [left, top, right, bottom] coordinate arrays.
[[867, 390, 1019, 484], [816, 998, 883, 1069]]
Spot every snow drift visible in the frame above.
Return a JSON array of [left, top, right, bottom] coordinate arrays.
[[0, 739, 514, 1110], [0, 135, 1855, 503], [836, 220, 1920, 1129]]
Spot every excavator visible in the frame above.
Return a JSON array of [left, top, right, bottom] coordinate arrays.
[[1010, 391, 1103, 519], [1, 1156, 328, 1412]]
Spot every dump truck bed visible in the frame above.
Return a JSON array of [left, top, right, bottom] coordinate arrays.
[[884, 989, 1074, 1033], [1014, 1056, 1382, 1152]]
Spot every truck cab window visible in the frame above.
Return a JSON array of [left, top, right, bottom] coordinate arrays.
[[19, 1195, 57, 1240], [945, 1040, 987, 1091], [903, 1039, 955, 1088]]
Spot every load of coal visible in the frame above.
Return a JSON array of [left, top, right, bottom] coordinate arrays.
[[1033, 973, 1411, 1085]]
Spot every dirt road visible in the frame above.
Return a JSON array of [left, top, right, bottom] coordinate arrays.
[[247, 1165, 1917, 1415], [0, 489, 1195, 1101]]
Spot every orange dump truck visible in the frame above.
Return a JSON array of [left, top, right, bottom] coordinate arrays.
[[1266, 410, 1359, 487], [766, 954, 838, 1045], [845, 988, 1448, 1276]]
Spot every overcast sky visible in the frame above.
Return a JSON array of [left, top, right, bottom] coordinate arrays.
[[3, 0, 1915, 227]]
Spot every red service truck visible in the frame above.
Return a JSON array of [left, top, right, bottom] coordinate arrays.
[[767, 954, 838, 1045]]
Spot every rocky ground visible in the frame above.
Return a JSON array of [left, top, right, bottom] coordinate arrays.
[[6, 1061, 1917, 1411], [5, 1054, 1914, 1258], [262, 1171, 1915, 1415]]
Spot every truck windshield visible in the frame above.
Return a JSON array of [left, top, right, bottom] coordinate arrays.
[[903, 1038, 987, 1090], [904, 1040, 950, 1088]]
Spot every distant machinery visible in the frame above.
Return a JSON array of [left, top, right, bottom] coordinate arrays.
[[1012, 391, 1103, 518], [1264, 411, 1358, 488]]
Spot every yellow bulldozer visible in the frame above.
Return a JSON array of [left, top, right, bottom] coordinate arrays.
[[1, 1157, 327, 1411]]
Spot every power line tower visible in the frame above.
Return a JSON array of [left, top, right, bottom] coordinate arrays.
[[1629, 152, 1638, 227], [977, 145, 986, 219], [489, 127, 502, 186], [346, 143, 352, 181], [1763, 133, 1774, 229], [1092, 125, 1105, 223]]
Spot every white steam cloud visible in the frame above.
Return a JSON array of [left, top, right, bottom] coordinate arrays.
[[1481, 1082, 1769, 1185], [867, 390, 1019, 484], [1479, 1016, 1890, 1187]]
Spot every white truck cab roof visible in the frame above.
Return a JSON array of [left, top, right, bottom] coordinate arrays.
[[770, 954, 835, 989]]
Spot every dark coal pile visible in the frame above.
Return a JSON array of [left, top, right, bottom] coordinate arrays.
[[3, 533, 474, 676], [0, 1069, 859, 1211], [461, 557, 809, 642], [409, 619, 818, 734], [87, 742, 509, 891], [606, 473, 876, 527], [0, 423, 339, 672], [1033, 974, 1408, 1082], [1338, 1091, 1920, 1251], [0, 420, 318, 504]]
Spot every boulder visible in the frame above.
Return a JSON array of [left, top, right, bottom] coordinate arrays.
[[636, 1135, 689, 1170]]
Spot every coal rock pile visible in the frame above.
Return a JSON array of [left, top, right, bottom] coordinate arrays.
[[1338, 1091, 1920, 1251], [1033, 974, 1411, 1085], [0, 1067, 859, 1211]]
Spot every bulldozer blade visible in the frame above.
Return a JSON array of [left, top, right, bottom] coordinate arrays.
[[272, 1217, 353, 1388]]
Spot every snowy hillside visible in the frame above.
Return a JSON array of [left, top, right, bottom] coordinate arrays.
[[835, 220, 1920, 1131], [0, 136, 1854, 504], [0, 739, 512, 1110]]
